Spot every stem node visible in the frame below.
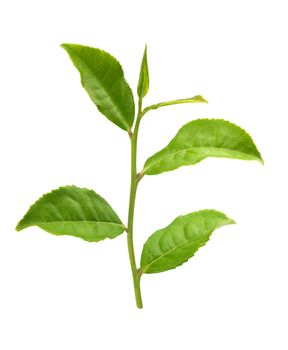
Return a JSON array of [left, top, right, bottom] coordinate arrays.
[[128, 129, 133, 139], [136, 172, 144, 183]]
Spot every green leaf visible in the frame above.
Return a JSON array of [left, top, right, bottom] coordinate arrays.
[[137, 45, 149, 98], [143, 119, 263, 175], [61, 44, 135, 131], [16, 186, 125, 242], [142, 95, 208, 115], [140, 210, 235, 274]]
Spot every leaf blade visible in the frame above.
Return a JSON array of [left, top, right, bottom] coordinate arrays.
[[61, 44, 135, 131], [16, 186, 125, 242], [137, 45, 149, 98], [140, 210, 235, 274], [143, 119, 263, 175], [142, 95, 208, 115]]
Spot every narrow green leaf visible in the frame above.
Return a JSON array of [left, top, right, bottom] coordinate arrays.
[[61, 44, 135, 131], [140, 210, 235, 274], [137, 45, 149, 98], [142, 95, 208, 115], [16, 186, 125, 242], [143, 119, 263, 175]]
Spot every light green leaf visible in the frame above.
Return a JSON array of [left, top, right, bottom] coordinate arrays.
[[140, 210, 235, 274], [142, 95, 208, 115], [143, 119, 263, 175], [16, 186, 125, 242], [137, 45, 149, 98], [61, 44, 135, 131]]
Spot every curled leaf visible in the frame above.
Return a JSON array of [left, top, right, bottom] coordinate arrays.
[[137, 45, 149, 98]]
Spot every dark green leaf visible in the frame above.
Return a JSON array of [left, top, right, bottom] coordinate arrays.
[[137, 45, 149, 98], [143, 119, 263, 175], [61, 44, 135, 131], [140, 210, 235, 274], [16, 186, 125, 242]]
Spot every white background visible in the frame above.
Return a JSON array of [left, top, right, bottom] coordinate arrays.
[[0, 0, 287, 349]]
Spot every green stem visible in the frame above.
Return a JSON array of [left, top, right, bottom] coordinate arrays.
[[127, 100, 143, 309]]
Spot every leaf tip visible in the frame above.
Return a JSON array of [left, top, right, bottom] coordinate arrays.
[[15, 221, 23, 232], [60, 43, 81, 54], [60, 43, 73, 55], [202, 96, 209, 104], [196, 95, 208, 103], [60, 43, 68, 50], [222, 213, 236, 226]]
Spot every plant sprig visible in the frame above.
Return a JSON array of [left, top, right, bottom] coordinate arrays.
[[16, 44, 263, 309]]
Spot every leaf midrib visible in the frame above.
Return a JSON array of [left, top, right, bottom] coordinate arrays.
[[17, 221, 125, 231], [143, 146, 261, 173]]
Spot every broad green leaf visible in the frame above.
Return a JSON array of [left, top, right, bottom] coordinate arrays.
[[142, 95, 208, 115], [143, 119, 263, 175], [140, 210, 235, 274], [61, 44, 135, 131], [137, 45, 149, 98], [16, 186, 125, 242]]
